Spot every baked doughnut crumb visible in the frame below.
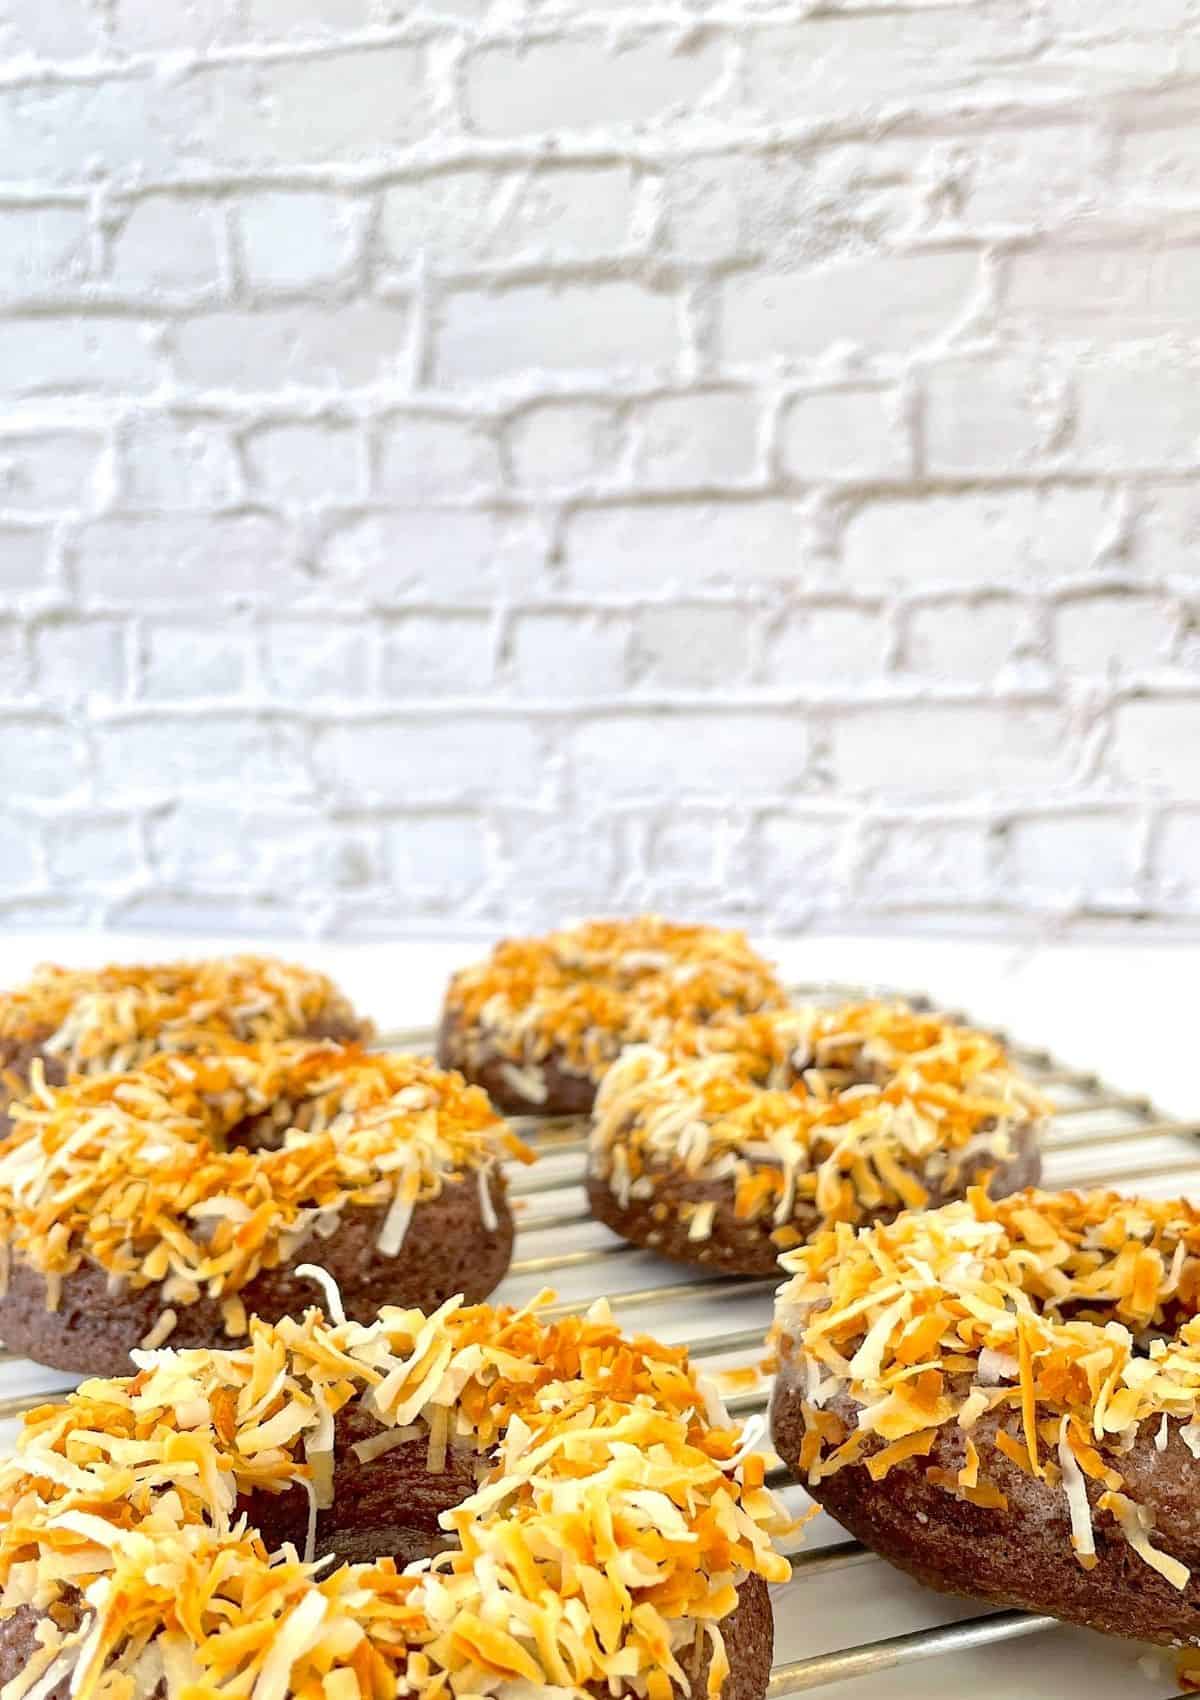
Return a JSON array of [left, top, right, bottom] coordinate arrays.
[[0, 1041, 529, 1335], [0, 1293, 792, 1700], [772, 1187, 1200, 1590], [439, 918, 784, 1112], [0, 955, 367, 1077], [588, 1003, 1047, 1272]]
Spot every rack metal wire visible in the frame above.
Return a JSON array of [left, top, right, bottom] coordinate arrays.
[[0, 980, 1194, 1698]]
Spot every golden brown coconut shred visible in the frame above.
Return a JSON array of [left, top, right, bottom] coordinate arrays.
[[772, 1188, 1200, 1589], [0, 1295, 792, 1700], [0, 956, 367, 1076], [443, 918, 785, 1082], [0, 1042, 530, 1328]]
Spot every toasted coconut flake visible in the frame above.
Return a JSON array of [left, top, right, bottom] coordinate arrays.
[[774, 1187, 1200, 1587]]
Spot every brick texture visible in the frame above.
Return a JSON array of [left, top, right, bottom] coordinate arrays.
[[0, 1, 1197, 935]]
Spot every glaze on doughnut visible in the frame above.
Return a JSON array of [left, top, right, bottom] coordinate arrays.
[[0, 1294, 791, 1700], [588, 1003, 1045, 1275], [0, 1041, 525, 1373], [771, 1188, 1200, 1645], [438, 918, 785, 1115]]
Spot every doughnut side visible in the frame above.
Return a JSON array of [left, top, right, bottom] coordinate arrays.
[[0, 1171, 513, 1376], [437, 1008, 598, 1115], [771, 1353, 1200, 1647], [587, 1120, 1043, 1277], [0, 1029, 65, 1138]]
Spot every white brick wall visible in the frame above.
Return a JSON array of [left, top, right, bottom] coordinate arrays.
[[1, 0, 1199, 939]]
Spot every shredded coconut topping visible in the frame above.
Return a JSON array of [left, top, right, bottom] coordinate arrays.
[[0, 1042, 529, 1323], [591, 1003, 1047, 1245], [442, 918, 784, 1083], [773, 1187, 1200, 1588], [0, 1294, 792, 1700], [0, 957, 367, 1077]]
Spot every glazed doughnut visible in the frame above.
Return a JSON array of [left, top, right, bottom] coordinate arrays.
[[587, 1002, 1045, 1275], [438, 917, 784, 1115], [0, 1293, 791, 1700], [770, 1188, 1200, 1645], [0, 955, 369, 1131], [0, 1041, 526, 1374]]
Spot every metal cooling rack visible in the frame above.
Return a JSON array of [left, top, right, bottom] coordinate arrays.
[[0, 980, 1196, 1698]]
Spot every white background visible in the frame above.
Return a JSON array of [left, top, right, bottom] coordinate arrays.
[[0, 0, 1198, 938]]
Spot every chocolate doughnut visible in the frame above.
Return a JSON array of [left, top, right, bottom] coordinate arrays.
[[0, 955, 370, 1135], [438, 917, 784, 1115], [771, 1188, 1200, 1645], [0, 1294, 791, 1699], [588, 1002, 1046, 1275], [0, 1041, 526, 1372]]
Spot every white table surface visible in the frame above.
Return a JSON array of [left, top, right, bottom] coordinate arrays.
[[0, 928, 1197, 1699]]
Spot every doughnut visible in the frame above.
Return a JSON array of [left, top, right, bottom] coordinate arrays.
[[0, 1041, 526, 1374], [770, 1187, 1200, 1645], [438, 918, 785, 1115], [0, 1292, 792, 1700], [0, 956, 369, 1132], [588, 1002, 1046, 1275]]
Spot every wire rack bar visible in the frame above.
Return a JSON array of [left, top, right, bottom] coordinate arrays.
[[766, 1610, 1059, 1695]]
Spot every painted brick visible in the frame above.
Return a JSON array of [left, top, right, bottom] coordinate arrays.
[[95, 715, 310, 799], [1156, 811, 1200, 904], [383, 813, 491, 898], [109, 196, 224, 300], [0, 525, 47, 593], [33, 618, 125, 701], [45, 816, 139, 885], [922, 355, 1068, 475], [0, 205, 88, 297], [1139, 483, 1200, 577], [760, 813, 847, 895], [1111, 697, 1200, 791], [173, 304, 411, 392], [762, 605, 887, 688], [464, 33, 726, 136], [633, 604, 752, 690], [780, 387, 910, 482], [435, 282, 677, 386], [189, 47, 431, 171], [261, 621, 373, 701], [0, 432, 101, 513], [571, 713, 810, 800], [245, 422, 364, 505], [1071, 362, 1200, 471], [507, 612, 626, 697], [634, 390, 760, 490], [565, 501, 803, 595], [0, 813, 39, 888], [0, 317, 161, 397], [857, 821, 991, 903], [740, 12, 1011, 124], [841, 488, 1113, 588], [246, 0, 372, 39], [312, 716, 544, 802], [112, 0, 227, 51], [498, 812, 613, 904], [723, 251, 979, 364], [1055, 593, 1178, 674], [119, 415, 239, 511], [75, 514, 294, 602], [831, 703, 1070, 798], [234, 191, 363, 292], [2, 0, 105, 56], [904, 598, 1027, 681], [1007, 810, 1139, 896], [1006, 244, 1200, 339], [320, 511, 544, 604], [0, 720, 83, 798], [380, 614, 495, 696], [1120, 124, 1200, 200], [143, 623, 247, 698], [505, 403, 624, 492], [381, 166, 637, 271], [375, 414, 497, 503]]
